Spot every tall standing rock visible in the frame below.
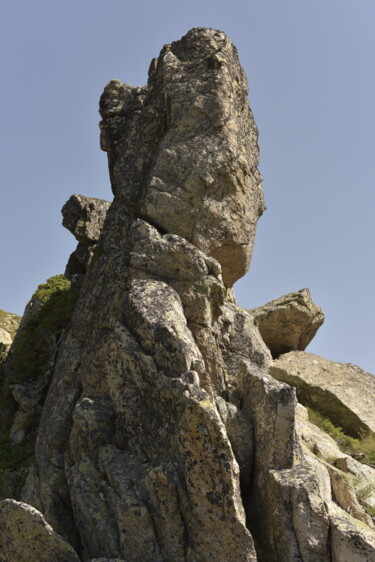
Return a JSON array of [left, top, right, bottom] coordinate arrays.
[[22, 28, 269, 561], [99, 27, 265, 288], [2, 27, 373, 562]]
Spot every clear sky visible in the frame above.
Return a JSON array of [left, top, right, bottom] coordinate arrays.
[[1, 0, 374, 374]]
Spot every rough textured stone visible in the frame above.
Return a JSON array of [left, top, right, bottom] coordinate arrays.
[[99, 27, 265, 288], [296, 403, 345, 462], [296, 403, 375, 530], [0, 499, 80, 562], [16, 28, 269, 562], [1, 26, 374, 562], [271, 351, 375, 438], [248, 288, 324, 358], [6, 383, 42, 444], [326, 500, 375, 561], [62, 194, 111, 285], [334, 456, 375, 513], [62, 194, 110, 243]]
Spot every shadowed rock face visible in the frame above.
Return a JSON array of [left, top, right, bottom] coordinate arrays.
[[99, 27, 265, 288]]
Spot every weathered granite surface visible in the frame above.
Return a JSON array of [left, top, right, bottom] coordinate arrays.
[[1, 27, 374, 562], [271, 351, 375, 438], [62, 194, 111, 287], [249, 289, 324, 358], [0, 499, 80, 562], [99, 27, 265, 288]]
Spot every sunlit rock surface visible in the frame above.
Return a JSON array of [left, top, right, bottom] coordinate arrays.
[[0, 27, 374, 562]]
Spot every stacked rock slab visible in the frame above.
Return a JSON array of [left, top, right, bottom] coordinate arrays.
[[1, 27, 374, 562], [271, 351, 375, 438], [248, 289, 324, 358]]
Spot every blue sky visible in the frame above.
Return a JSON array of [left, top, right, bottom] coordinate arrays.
[[1, 0, 374, 374]]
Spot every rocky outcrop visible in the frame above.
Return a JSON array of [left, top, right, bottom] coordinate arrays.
[[249, 289, 324, 358], [0, 309, 21, 356], [271, 351, 375, 438], [1, 27, 374, 562], [296, 404, 375, 530], [0, 499, 80, 562], [326, 500, 375, 560], [99, 27, 265, 288], [62, 194, 111, 288]]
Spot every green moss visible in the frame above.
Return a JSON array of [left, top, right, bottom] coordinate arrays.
[[307, 407, 375, 465]]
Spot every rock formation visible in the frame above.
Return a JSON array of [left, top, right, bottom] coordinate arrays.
[[0, 499, 80, 562], [62, 194, 111, 288], [0, 309, 21, 357], [0, 27, 374, 562], [248, 289, 324, 358], [271, 351, 375, 438]]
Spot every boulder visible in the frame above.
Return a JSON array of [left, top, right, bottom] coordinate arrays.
[[0, 499, 80, 562], [270, 351, 375, 438], [62, 194, 110, 243], [248, 288, 324, 357], [62, 194, 111, 285]]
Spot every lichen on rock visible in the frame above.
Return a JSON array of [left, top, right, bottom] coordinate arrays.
[[0, 26, 374, 562]]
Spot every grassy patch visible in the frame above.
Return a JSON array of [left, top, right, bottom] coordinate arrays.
[[357, 483, 375, 503], [8, 276, 77, 384], [307, 407, 375, 465], [0, 275, 78, 497], [365, 505, 375, 518], [0, 275, 78, 431]]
